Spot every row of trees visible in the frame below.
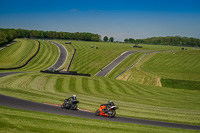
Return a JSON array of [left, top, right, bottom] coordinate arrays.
[[103, 36, 114, 42], [0, 29, 17, 46], [1, 28, 200, 47], [124, 36, 200, 47], [0, 28, 101, 46]]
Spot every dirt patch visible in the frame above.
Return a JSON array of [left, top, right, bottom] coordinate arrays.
[[157, 78, 162, 87], [117, 71, 132, 81]]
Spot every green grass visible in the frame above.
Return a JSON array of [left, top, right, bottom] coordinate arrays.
[[55, 40, 184, 76], [117, 50, 200, 87], [0, 73, 200, 125], [0, 39, 38, 68], [1, 40, 200, 132], [141, 51, 200, 81], [0, 40, 59, 72], [161, 79, 200, 90], [1, 106, 198, 133], [69, 41, 130, 75], [139, 44, 193, 50], [116, 52, 162, 86]]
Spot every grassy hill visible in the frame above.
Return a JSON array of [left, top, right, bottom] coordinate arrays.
[[54, 40, 183, 76], [0, 39, 59, 72], [0, 72, 199, 125], [0, 39, 200, 132], [117, 50, 200, 89], [0, 39, 38, 68]]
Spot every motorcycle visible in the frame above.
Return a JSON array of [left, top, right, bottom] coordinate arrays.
[[61, 98, 79, 110], [95, 103, 118, 118]]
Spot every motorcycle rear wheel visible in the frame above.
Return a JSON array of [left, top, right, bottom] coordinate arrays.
[[107, 110, 116, 118], [70, 104, 78, 110], [95, 109, 100, 116]]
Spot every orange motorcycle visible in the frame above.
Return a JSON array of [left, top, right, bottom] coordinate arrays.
[[95, 101, 118, 118]]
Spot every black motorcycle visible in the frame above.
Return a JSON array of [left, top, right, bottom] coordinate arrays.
[[61, 98, 79, 110]]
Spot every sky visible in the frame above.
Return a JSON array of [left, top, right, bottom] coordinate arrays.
[[0, 0, 200, 41]]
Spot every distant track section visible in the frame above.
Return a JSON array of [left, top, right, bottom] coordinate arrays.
[[49, 41, 67, 69], [0, 72, 22, 78], [95, 51, 138, 77], [0, 94, 200, 130]]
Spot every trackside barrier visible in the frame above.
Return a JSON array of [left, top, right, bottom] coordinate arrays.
[[67, 48, 76, 71], [40, 70, 90, 77], [0, 41, 41, 70]]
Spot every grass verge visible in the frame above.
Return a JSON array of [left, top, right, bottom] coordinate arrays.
[[0, 73, 200, 125], [0, 106, 199, 133]]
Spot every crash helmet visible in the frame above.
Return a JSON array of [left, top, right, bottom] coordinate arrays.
[[108, 100, 112, 103], [73, 94, 76, 98]]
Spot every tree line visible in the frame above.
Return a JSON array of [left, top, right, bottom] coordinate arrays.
[[1, 28, 200, 47], [124, 36, 200, 47], [0, 28, 101, 46]]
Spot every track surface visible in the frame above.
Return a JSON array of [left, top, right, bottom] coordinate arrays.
[[0, 72, 23, 78], [49, 41, 67, 69], [0, 94, 200, 130], [95, 51, 137, 77]]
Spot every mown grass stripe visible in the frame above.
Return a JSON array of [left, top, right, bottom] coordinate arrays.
[[92, 78, 104, 94], [82, 77, 91, 93], [69, 77, 76, 92], [55, 77, 64, 92]]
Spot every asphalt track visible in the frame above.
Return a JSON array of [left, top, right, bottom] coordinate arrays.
[[95, 51, 138, 77], [0, 94, 200, 130], [0, 72, 22, 78], [49, 41, 67, 69]]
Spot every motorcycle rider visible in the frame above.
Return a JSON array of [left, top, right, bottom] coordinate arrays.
[[64, 95, 77, 105], [61, 94, 79, 109], [103, 100, 115, 113], [107, 100, 115, 108], [69, 94, 77, 100]]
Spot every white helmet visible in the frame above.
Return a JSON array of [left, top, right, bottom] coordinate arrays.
[[73, 95, 76, 97]]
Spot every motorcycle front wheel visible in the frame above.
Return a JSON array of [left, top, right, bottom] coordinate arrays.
[[107, 110, 116, 118], [95, 109, 100, 116]]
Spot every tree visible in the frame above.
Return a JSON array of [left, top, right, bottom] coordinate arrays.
[[109, 37, 114, 42], [124, 38, 129, 43], [129, 38, 135, 43], [91, 36, 99, 42], [103, 36, 108, 42], [0, 31, 8, 45]]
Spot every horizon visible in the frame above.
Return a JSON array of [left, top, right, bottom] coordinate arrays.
[[0, 0, 200, 41]]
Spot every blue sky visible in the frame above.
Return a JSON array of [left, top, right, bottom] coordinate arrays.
[[0, 0, 200, 41]]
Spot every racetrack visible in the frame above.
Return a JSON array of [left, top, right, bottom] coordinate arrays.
[[49, 41, 67, 69], [0, 72, 22, 78], [0, 94, 200, 130], [95, 51, 138, 77]]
